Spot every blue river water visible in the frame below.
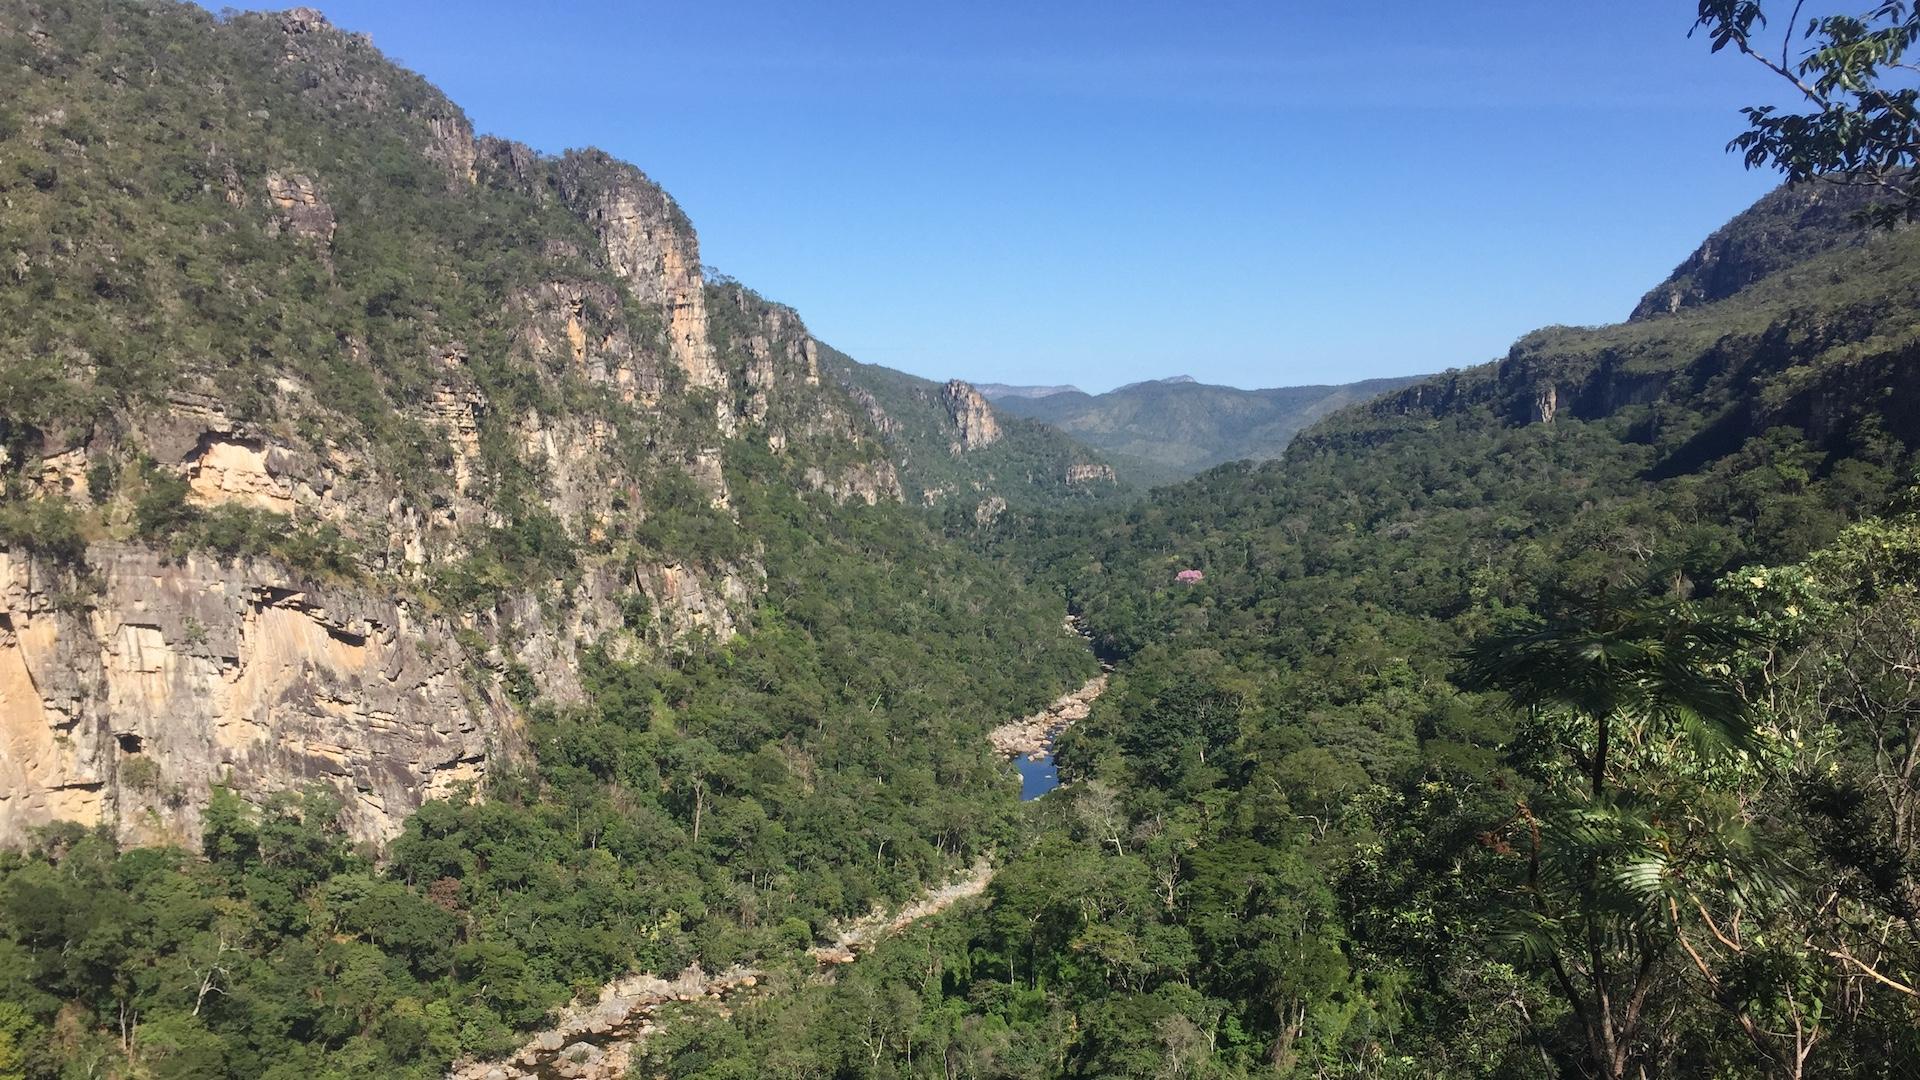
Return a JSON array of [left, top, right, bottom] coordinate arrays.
[[1015, 753, 1060, 800]]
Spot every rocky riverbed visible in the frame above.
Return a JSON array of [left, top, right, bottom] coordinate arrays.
[[446, 860, 995, 1080], [449, 661, 1104, 1080], [987, 674, 1109, 762]]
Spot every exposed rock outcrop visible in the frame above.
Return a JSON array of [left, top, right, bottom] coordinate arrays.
[[942, 380, 1001, 452], [515, 279, 664, 404], [1065, 462, 1116, 486], [803, 461, 902, 505], [555, 152, 724, 392], [264, 170, 335, 246], [0, 548, 511, 848], [445, 964, 759, 1080], [1531, 383, 1558, 425], [973, 495, 1007, 526], [185, 436, 297, 512], [1630, 182, 1879, 320], [423, 110, 478, 189], [987, 674, 1108, 762], [444, 858, 992, 1080]]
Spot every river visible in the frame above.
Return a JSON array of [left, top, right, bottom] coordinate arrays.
[[1016, 753, 1060, 799], [448, 667, 1110, 1080]]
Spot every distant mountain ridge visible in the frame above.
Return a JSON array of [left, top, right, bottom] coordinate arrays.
[[1111, 375, 1197, 391], [975, 382, 1083, 399], [991, 374, 1427, 483]]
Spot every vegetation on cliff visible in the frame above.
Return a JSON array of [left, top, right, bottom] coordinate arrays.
[[0, 3, 1095, 1077], [6, 2, 1920, 1079]]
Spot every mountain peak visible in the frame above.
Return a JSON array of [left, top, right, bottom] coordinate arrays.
[[1630, 182, 1879, 320]]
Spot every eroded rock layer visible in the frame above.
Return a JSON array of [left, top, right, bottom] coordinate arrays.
[[0, 547, 508, 847]]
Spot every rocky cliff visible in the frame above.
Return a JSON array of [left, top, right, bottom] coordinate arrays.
[[1630, 181, 1879, 320], [1323, 186, 1920, 476], [942, 380, 1002, 452], [0, 546, 505, 848], [0, 3, 953, 846]]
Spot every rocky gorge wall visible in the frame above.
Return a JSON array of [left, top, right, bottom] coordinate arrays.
[[0, 6, 935, 849], [0, 545, 509, 847], [0, 4, 1111, 851]]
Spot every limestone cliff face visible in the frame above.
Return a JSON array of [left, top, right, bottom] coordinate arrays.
[[1065, 462, 1117, 486], [263, 171, 336, 247], [942, 380, 1002, 452], [0, 547, 510, 848], [1335, 201, 1920, 476], [803, 461, 904, 505], [513, 279, 665, 406]]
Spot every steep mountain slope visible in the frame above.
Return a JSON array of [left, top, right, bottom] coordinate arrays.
[[823, 347, 1123, 524], [1630, 180, 1885, 319], [989, 372, 1425, 482], [0, 5, 1113, 1075], [0, 1, 1090, 852]]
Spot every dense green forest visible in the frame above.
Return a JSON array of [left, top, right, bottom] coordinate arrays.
[[6, 1, 1920, 1079], [622, 161, 1920, 1080], [652, 255, 1920, 1074], [0, 483, 1095, 1078]]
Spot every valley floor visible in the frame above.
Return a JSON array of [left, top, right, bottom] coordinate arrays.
[[451, 672, 1111, 1079]]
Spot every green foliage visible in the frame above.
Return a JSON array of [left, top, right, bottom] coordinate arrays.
[[690, 141, 1920, 1076], [0, 495, 87, 562], [132, 467, 197, 539], [1696, 0, 1920, 224], [6, 4, 1920, 1080], [0, 443, 1094, 1080]]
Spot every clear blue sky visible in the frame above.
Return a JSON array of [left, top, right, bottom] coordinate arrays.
[[218, 2, 1793, 391]]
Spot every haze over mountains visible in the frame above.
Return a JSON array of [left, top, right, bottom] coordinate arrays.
[[983, 373, 1425, 483], [973, 382, 1083, 400]]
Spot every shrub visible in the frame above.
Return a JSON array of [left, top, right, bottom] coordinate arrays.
[[133, 470, 199, 538], [0, 497, 89, 562]]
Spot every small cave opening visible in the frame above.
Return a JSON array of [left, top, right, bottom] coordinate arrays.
[[116, 733, 145, 754]]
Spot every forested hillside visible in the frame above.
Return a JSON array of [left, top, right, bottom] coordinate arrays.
[[0, 4, 1096, 1076], [989, 374, 1424, 484], [628, 192, 1920, 1076], [6, 2, 1920, 1080], [821, 346, 1125, 524]]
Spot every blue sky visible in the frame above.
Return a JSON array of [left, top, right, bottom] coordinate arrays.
[[220, 2, 1794, 391]]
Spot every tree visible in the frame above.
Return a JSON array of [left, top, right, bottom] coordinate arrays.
[[1456, 587, 1775, 1079], [1696, 1, 1920, 223], [1456, 585, 1757, 800], [0, 1002, 34, 1080]]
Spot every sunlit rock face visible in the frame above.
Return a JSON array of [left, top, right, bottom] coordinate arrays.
[[0, 548, 510, 848], [942, 380, 1002, 452]]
